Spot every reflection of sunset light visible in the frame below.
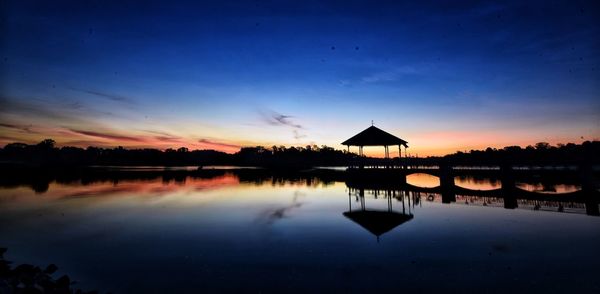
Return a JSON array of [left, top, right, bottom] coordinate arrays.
[[454, 177, 500, 190], [0, 175, 240, 202], [406, 173, 440, 187], [0, 174, 344, 208], [516, 183, 580, 194]]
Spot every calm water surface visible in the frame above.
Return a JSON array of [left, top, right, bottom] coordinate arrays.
[[1, 173, 599, 293]]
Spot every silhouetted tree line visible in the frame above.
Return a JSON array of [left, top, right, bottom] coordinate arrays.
[[443, 141, 599, 166], [0, 139, 357, 167], [0, 139, 232, 166], [0, 139, 597, 168], [236, 145, 358, 167]]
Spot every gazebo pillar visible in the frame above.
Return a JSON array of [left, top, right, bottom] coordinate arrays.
[[383, 145, 388, 168], [404, 145, 408, 169], [397, 146, 400, 168]]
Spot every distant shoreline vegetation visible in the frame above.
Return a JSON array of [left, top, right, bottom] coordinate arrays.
[[0, 139, 598, 167]]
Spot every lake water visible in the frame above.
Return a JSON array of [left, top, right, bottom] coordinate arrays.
[[1, 172, 599, 293]]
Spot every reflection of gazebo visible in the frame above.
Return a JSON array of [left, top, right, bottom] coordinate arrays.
[[344, 211, 413, 241], [341, 125, 408, 159], [344, 188, 414, 241]]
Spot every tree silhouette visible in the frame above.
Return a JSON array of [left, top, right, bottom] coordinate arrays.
[[0, 139, 597, 167]]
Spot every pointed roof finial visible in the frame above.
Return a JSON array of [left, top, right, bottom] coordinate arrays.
[[371, 120, 374, 126]]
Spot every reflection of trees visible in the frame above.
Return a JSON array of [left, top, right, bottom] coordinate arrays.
[[0, 169, 341, 194]]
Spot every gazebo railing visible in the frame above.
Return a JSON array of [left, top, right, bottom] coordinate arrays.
[[347, 157, 407, 169]]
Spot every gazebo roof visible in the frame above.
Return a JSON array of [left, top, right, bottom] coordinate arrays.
[[341, 126, 408, 147], [343, 210, 413, 237]]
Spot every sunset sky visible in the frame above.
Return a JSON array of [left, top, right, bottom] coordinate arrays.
[[1, 1, 599, 156]]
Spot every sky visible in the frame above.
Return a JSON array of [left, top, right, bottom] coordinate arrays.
[[0, 0, 599, 156]]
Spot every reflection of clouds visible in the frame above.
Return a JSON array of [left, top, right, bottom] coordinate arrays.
[[61, 185, 138, 198], [264, 202, 303, 224], [257, 190, 306, 225], [293, 190, 305, 200], [490, 243, 510, 253], [4, 175, 240, 202]]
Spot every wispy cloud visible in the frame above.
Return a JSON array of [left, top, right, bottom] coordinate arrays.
[[0, 134, 24, 142], [141, 130, 186, 144], [0, 95, 119, 126], [155, 135, 183, 143], [70, 88, 135, 104], [361, 65, 423, 84], [259, 109, 303, 129], [198, 138, 240, 149], [0, 122, 34, 133], [68, 129, 145, 142], [258, 109, 308, 140], [338, 79, 352, 87], [0, 96, 80, 122], [143, 130, 176, 137], [293, 130, 306, 140], [61, 140, 116, 147]]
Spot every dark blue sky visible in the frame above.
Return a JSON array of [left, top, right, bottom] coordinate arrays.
[[1, 1, 599, 155]]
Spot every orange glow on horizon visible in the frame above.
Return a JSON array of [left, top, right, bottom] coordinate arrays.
[[1, 124, 598, 157]]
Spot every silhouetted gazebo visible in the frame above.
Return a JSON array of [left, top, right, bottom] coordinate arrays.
[[341, 125, 408, 159]]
